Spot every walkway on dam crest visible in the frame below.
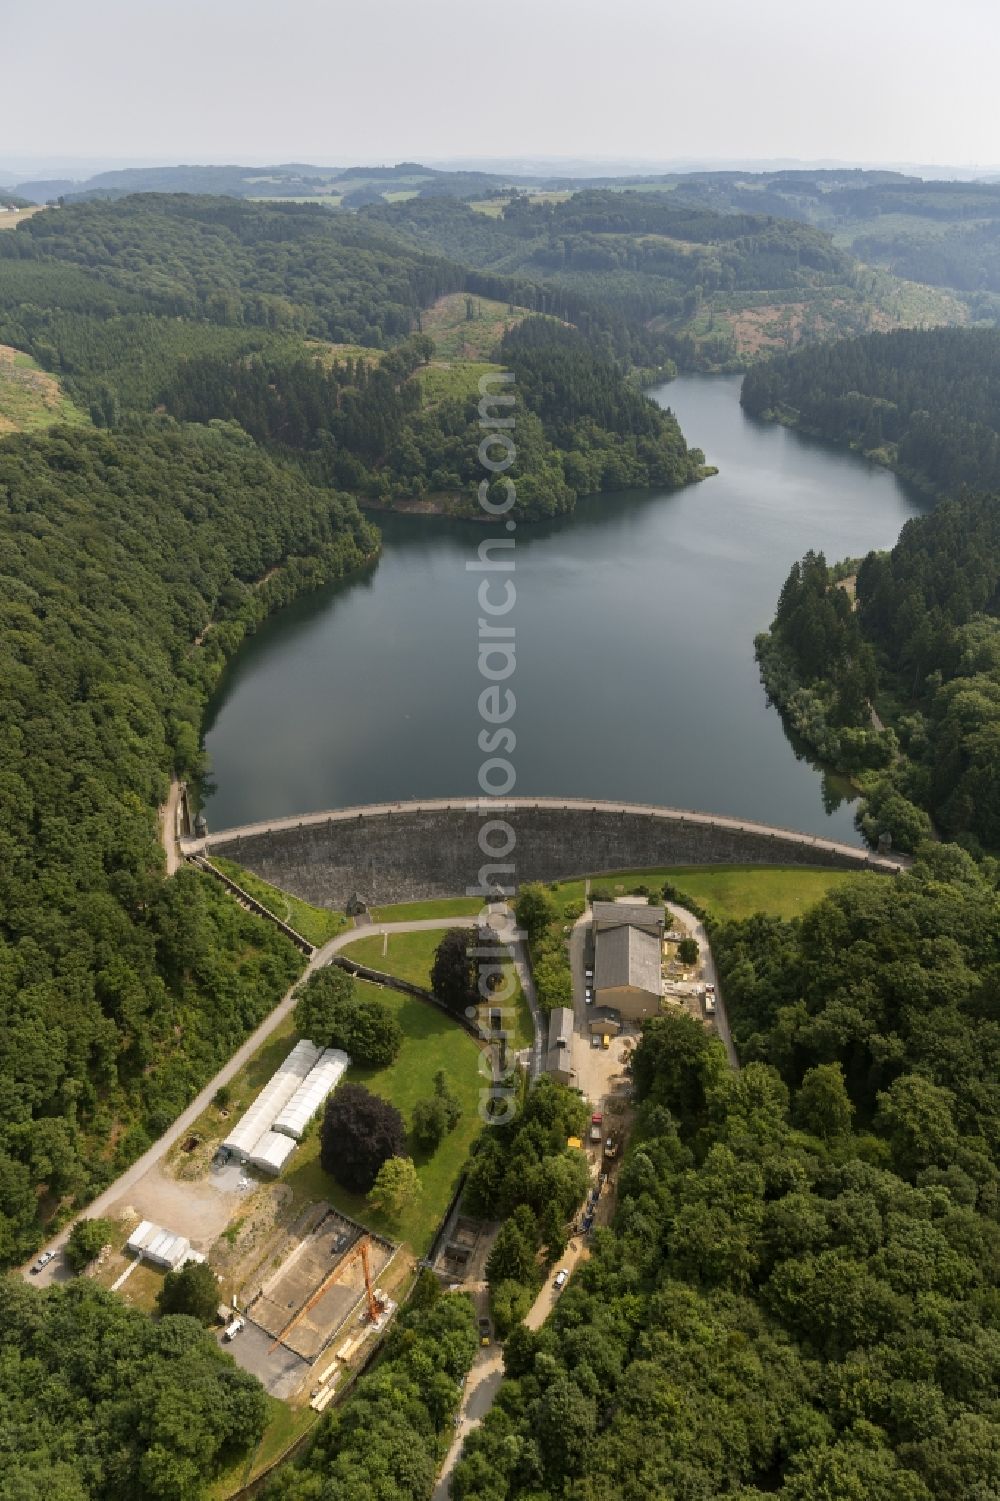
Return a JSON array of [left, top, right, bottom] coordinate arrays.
[[184, 795, 907, 873]]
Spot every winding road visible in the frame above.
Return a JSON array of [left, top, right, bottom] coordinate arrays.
[[21, 916, 478, 1287], [433, 894, 738, 1497]]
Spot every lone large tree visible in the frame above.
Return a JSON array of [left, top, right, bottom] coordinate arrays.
[[431, 927, 478, 1015], [321, 1083, 406, 1193], [156, 1259, 220, 1324]]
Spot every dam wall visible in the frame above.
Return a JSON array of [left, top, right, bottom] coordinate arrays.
[[190, 797, 903, 910]]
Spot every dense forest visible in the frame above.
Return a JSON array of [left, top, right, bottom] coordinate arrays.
[[366, 189, 963, 365], [746, 327, 1000, 850], [0, 1277, 268, 1499], [0, 420, 375, 1263], [0, 197, 705, 515], [741, 326, 1000, 494], [452, 851, 1000, 1500]]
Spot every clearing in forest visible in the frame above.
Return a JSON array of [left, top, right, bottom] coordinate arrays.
[[420, 291, 536, 361], [0, 345, 88, 434]]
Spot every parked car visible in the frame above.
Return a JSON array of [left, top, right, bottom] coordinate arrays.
[[591, 1034, 601, 1048], [29, 1250, 55, 1275], [554, 1269, 569, 1291], [585, 988, 594, 1005], [223, 1317, 245, 1341]]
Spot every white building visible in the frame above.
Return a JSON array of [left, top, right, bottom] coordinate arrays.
[[126, 1219, 197, 1270], [272, 1048, 350, 1141], [221, 1039, 322, 1159], [247, 1130, 298, 1174]]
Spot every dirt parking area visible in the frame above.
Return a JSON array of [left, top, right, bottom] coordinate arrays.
[[107, 1159, 244, 1251]]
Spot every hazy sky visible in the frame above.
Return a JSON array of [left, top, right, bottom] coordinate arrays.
[[5, 0, 999, 169]]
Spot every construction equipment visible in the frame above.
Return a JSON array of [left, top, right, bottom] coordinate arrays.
[[269, 1233, 380, 1351]]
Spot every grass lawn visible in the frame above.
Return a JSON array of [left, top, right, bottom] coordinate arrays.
[[342, 928, 443, 987], [343, 929, 535, 1054], [211, 856, 348, 946], [370, 895, 484, 922], [549, 865, 858, 922], [282, 979, 484, 1254], [0, 344, 89, 434]]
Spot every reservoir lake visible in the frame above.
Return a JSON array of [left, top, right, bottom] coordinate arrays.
[[201, 374, 922, 844]]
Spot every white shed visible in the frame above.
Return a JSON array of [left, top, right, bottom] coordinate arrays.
[[126, 1220, 192, 1270], [272, 1048, 350, 1141]]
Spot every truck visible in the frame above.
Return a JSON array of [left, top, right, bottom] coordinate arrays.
[[589, 1112, 603, 1144], [704, 983, 717, 1017]]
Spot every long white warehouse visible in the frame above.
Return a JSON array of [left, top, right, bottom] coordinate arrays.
[[222, 1039, 322, 1159], [273, 1048, 350, 1141]]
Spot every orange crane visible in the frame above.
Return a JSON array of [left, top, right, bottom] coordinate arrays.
[[269, 1233, 380, 1352]]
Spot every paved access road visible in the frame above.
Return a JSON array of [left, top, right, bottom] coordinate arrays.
[[433, 893, 740, 1497], [159, 777, 184, 875], [433, 1234, 593, 1500], [665, 900, 739, 1069], [21, 916, 477, 1287]]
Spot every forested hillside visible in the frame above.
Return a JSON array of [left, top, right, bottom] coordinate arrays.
[[0, 198, 705, 516], [0, 421, 375, 1263], [746, 327, 1000, 851], [741, 326, 1000, 493], [452, 852, 1000, 1501], [0, 1277, 268, 1497], [158, 320, 705, 518], [367, 189, 965, 366]]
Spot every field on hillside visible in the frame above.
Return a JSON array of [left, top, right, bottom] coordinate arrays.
[[469, 190, 572, 217], [0, 345, 87, 433], [661, 275, 968, 365], [416, 359, 502, 403], [0, 206, 43, 230], [422, 291, 535, 360]]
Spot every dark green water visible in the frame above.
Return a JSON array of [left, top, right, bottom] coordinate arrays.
[[201, 375, 922, 842]]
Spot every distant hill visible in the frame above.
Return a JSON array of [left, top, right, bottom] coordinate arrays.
[[8, 160, 543, 205]]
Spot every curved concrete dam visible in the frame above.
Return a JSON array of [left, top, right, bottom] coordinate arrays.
[[187, 798, 905, 911]]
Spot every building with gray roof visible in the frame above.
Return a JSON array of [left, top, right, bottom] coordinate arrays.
[[545, 1005, 575, 1084], [593, 910, 663, 1022]]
